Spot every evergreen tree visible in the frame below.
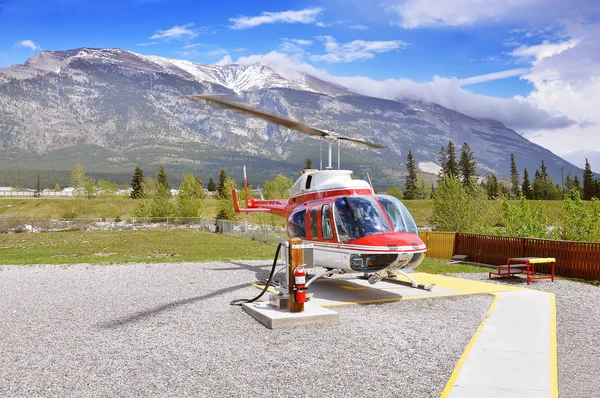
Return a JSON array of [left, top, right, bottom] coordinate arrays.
[[438, 146, 448, 182], [446, 141, 458, 178], [533, 169, 543, 199], [207, 177, 216, 192], [510, 153, 520, 199], [458, 142, 476, 186], [522, 168, 533, 199], [217, 169, 229, 199], [216, 177, 237, 220], [573, 175, 582, 192], [565, 172, 574, 192], [404, 150, 418, 199], [583, 158, 594, 200], [483, 173, 499, 199], [130, 166, 144, 199], [156, 165, 171, 193], [533, 160, 558, 200], [305, 158, 313, 169], [35, 172, 41, 197]]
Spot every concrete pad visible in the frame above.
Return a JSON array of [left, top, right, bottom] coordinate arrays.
[[306, 276, 461, 306], [242, 301, 339, 329]]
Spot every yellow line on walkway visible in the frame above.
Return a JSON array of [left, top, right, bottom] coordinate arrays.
[[440, 293, 499, 398], [549, 293, 558, 398]]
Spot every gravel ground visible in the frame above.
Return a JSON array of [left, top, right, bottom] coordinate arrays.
[[0, 262, 492, 398], [454, 272, 600, 398]]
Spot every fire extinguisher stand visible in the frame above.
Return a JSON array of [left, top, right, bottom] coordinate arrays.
[[288, 237, 305, 313]]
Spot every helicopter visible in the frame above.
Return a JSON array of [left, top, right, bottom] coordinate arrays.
[[185, 95, 428, 288]]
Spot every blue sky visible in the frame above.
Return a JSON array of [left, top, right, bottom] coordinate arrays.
[[1, 0, 600, 167]]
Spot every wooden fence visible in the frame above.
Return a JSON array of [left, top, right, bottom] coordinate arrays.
[[419, 231, 456, 259], [454, 233, 600, 281]]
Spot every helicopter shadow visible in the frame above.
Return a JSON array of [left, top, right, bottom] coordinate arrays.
[[97, 261, 275, 329], [97, 282, 248, 329]]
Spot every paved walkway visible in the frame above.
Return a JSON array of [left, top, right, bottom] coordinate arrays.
[[255, 272, 558, 397], [442, 289, 558, 398]]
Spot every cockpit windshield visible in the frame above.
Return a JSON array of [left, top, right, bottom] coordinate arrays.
[[333, 196, 391, 241], [375, 194, 418, 234]]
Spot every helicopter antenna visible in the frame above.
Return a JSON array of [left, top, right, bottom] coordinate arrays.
[[367, 172, 374, 190], [337, 139, 341, 170], [319, 141, 323, 170]]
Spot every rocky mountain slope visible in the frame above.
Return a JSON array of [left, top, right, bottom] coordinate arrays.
[[0, 47, 580, 186]]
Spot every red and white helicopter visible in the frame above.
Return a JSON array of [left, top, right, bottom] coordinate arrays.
[[186, 95, 428, 288]]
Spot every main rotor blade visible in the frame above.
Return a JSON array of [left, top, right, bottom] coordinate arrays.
[[183, 95, 386, 149], [184, 95, 328, 138], [338, 136, 386, 149]]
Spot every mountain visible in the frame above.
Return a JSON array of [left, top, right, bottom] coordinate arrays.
[[0, 47, 581, 187]]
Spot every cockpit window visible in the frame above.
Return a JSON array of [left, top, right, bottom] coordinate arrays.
[[333, 196, 391, 241], [287, 209, 306, 238], [375, 194, 418, 234]]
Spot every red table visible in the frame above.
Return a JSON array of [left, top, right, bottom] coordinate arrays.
[[489, 257, 555, 285]]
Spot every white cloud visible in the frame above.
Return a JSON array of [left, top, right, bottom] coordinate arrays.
[[510, 39, 579, 62], [348, 25, 369, 30], [458, 68, 530, 85], [225, 50, 572, 131], [512, 23, 600, 161], [281, 38, 313, 46], [216, 55, 233, 65], [310, 36, 409, 63], [386, 0, 597, 29], [150, 23, 198, 41], [229, 7, 324, 29], [390, 0, 531, 29], [205, 48, 229, 57], [315, 20, 346, 28], [16, 40, 40, 50]]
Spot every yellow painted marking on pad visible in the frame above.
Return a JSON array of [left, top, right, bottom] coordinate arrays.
[[340, 285, 366, 291], [319, 292, 474, 307], [549, 293, 559, 398], [251, 283, 279, 295], [409, 273, 524, 294], [440, 293, 500, 398]]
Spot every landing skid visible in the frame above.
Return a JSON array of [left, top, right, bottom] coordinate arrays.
[[362, 270, 435, 291], [383, 277, 435, 291]]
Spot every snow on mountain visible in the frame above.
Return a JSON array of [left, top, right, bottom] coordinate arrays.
[[0, 47, 582, 185]]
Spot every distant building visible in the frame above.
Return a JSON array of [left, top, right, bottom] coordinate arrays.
[[61, 187, 76, 196]]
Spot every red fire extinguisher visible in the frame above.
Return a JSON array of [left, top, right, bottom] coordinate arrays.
[[294, 265, 307, 303]]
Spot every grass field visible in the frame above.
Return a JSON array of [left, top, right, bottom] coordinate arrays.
[[0, 196, 568, 227], [0, 227, 488, 277], [0, 229, 275, 265]]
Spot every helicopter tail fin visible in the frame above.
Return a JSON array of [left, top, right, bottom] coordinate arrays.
[[231, 189, 271, 214]]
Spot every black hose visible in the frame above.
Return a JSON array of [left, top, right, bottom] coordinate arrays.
[[230, 242, 283, 306]]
